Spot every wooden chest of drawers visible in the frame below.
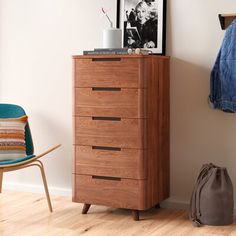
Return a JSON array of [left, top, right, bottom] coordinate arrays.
[[72, 55, 170, 220]]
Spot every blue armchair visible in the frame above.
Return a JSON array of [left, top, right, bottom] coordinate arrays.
[[0, 104, 60, 212]]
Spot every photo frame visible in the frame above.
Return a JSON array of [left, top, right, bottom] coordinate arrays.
[[116, 0, 167, 55]]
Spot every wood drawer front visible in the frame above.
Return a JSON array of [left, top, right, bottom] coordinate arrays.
[[74, 117, 144, 149], [74, 88, 145, 118], [74, 145, 146, 179], [74, 58, 143, 88], [73, 174, 147, 210]]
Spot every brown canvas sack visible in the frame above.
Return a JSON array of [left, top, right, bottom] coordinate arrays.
[[189, 163, 234, 226]]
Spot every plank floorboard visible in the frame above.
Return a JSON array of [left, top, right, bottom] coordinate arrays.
[[0, 191, 235, 236]]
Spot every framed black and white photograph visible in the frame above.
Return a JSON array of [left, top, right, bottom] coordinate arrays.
[[116, 0, 167, 54]]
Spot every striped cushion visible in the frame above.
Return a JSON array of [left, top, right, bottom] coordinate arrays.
[[0, 116, 27, 161]]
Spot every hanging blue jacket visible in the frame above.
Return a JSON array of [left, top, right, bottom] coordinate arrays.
[[209, 19, 236, 112]]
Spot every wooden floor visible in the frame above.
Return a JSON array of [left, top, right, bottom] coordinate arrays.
[[0, 191, 235, 236]]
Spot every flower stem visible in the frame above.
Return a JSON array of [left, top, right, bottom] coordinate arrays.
[[102, 8, 113, 28]]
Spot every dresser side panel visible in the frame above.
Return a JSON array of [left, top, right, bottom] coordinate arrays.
[[145, 56, 170, 208]]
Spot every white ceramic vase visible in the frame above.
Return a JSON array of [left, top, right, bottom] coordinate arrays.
[[102, 28, 122, 48]]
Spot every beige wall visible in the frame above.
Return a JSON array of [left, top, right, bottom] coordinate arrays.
[[0, 0, 236, 204], [168, 0, 236, 206]]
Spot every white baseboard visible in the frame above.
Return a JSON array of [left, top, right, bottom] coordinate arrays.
[[3, 182, 72, 197], [160, 197, 189, 210], [161, 197, 236, 215], [3, 183, 236, 215]]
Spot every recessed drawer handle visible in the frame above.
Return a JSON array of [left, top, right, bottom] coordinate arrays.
[[92, 58, 121, 62], [92, 116, 121, 121], [92, 87, 121, 92], [92, 176, 121, 181], [92, 146, 121, 151]]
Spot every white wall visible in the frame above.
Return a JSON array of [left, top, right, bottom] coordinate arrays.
[[0, 0, 117, 194], [0, 0, 236, 204], [168, 0, 236, 206]]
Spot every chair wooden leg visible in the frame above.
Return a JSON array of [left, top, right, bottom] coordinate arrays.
[[36, 160, 53, 212], [82, 204, 91, 214], [155, 203, 160, 209], [0, 172, 3, 193], [132, 210, 139, 221]]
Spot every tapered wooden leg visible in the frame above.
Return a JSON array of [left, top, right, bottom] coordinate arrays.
[[155, 203, 160, 209], [0, 171, 3, 193], [36, 160, 53, 212], [82, 204, 91, 214], [132, 210, 139, 221]]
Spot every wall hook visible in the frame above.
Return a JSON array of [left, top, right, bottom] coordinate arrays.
[[219, 13, 236, 30]]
